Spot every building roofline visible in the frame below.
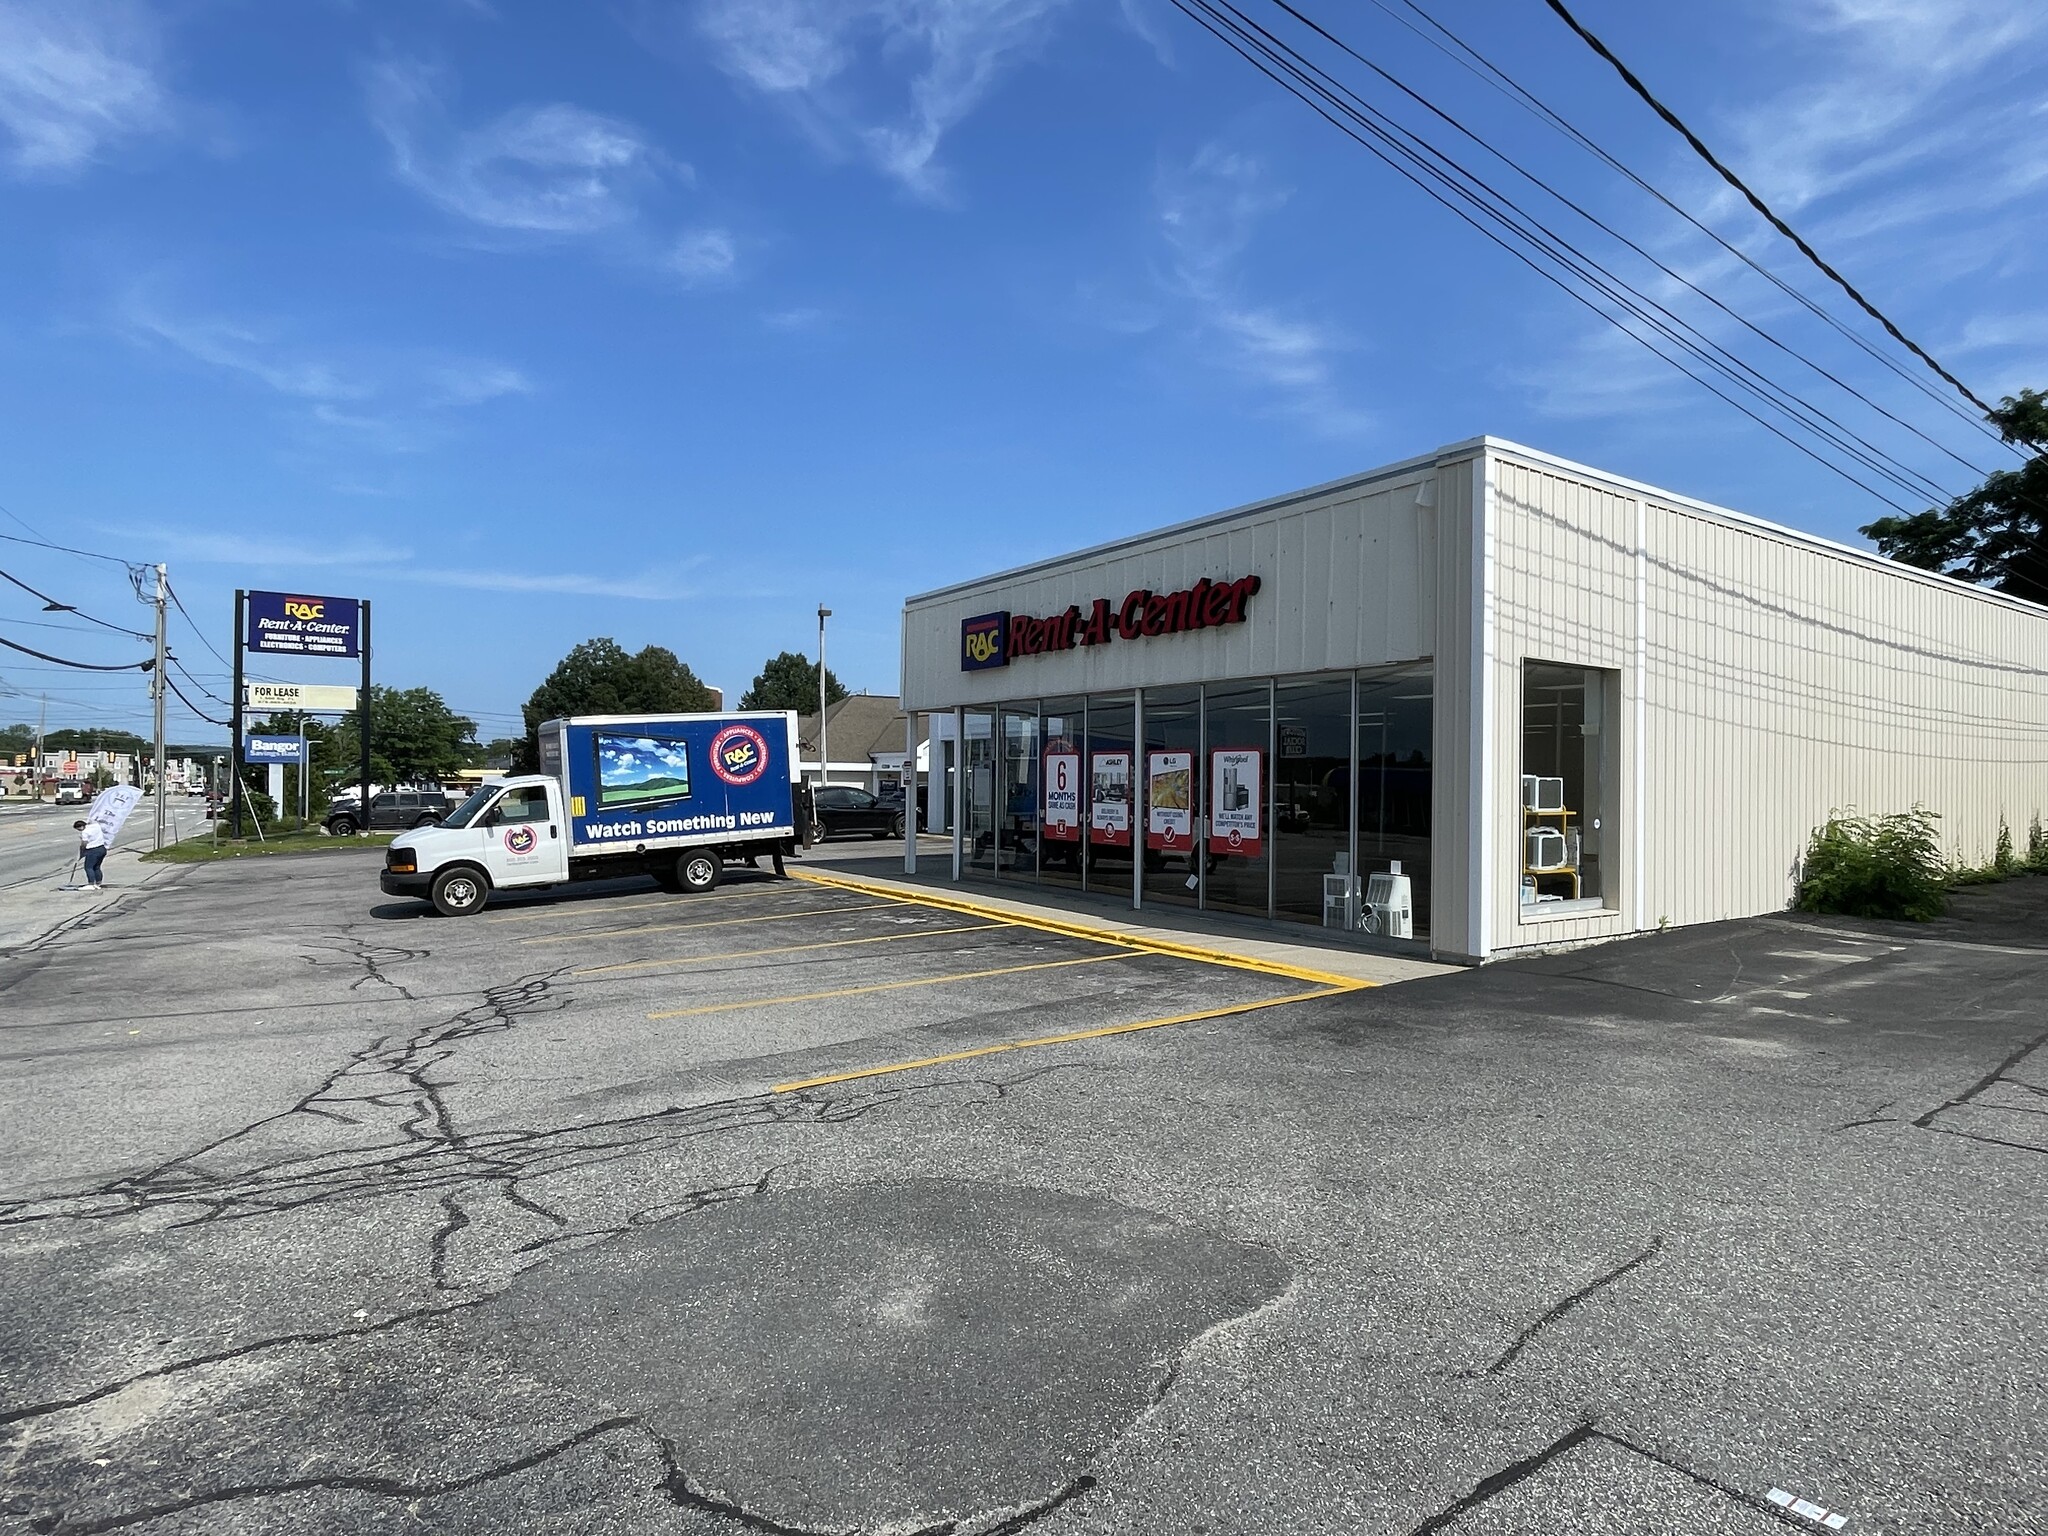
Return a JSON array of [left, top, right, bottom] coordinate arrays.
[[904, 434, 2046, 623]]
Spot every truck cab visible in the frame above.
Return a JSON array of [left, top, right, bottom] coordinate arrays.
[[381, 776, 570, 916]]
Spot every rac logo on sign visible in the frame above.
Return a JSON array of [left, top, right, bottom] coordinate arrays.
[[283, 598, 326, 621], [961, 612, 1010, 671]]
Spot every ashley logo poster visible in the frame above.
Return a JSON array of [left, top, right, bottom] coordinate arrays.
[[1089, 752, 1131, 846]]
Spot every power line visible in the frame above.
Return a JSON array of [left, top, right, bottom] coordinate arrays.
[[170, 656, 231, 707], [165, 672, 229, 727], [1, 565, 154, 639], [0, 528, 149, 567], [1169, 0, 1932, 512], [1267, 0, 2004, 484], [1364, 0, 2010, 451], [1539, 0, 2000, 425], [0, 634, 151, 671]]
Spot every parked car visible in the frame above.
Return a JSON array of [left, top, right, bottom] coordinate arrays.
[[812, 784, 906, 841], [874, 784, 927, 832], [327, 789, 446, 836]]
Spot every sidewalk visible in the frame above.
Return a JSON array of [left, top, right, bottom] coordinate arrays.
[[800, 839, 1453, 987]]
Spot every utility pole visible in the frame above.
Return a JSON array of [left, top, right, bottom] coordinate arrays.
[[816, 606, 832, 787], [33, 695, 45, 801], [152, 563, 167, 850]]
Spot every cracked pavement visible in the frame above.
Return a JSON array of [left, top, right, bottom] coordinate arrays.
[[1, 854, 2044, 1534]]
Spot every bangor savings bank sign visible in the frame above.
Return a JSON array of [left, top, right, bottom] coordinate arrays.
[[961, 574, 1261, 672]]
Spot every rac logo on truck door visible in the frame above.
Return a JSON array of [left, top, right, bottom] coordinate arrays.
[[503, 826, 537, 855], [710, 724, 770, 786]]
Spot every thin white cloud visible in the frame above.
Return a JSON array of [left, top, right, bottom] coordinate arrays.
[[668, 227, 738, 284], [0, 0, 169, 176], [367, 59, 669, 234], [116, 287, 531, 452], [1150, 145, 1367, 436], [690, 0, 1071, 198], [132, 528, 706, 601], [762, 306, 827, 330]]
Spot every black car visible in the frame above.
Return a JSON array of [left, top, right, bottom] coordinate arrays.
[[812, 784, 906, 842], [875, 784, 928, 832], [326, 789, 446, 836]]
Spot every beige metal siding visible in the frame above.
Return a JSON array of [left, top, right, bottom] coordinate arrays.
[[1484, 448, 2048, 956], [901, 477, 1442, 709]]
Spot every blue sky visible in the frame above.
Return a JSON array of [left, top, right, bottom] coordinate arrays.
[[1, 0, 2042, 747]]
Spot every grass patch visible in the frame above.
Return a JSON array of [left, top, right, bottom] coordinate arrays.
[[143, 827, 397, 863]]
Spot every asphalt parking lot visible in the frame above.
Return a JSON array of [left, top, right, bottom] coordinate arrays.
[[2, 855, 2044, 1535]]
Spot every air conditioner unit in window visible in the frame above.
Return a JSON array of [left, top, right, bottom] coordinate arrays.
[[1522, 775, 1564, 811], [1360, 867, 1413, 939]]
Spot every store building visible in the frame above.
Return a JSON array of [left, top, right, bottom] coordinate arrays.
[[897, 437, 2048, 963]]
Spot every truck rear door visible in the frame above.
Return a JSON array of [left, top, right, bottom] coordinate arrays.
[[478, 782, 569, 888]]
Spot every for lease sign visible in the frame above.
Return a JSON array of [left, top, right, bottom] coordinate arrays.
[[247, 592, 361, 657]]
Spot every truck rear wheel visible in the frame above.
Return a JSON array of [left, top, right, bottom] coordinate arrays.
[[431, 866, 490, 917], [678, 850, 722, 894]]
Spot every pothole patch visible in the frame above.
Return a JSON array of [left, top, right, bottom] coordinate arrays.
[[471, 1178, 1289, 1533]]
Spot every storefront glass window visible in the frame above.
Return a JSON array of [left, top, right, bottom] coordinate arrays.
[[1202, 682, 1272, 918], [1274, 675, 1355, 928], [1519, 662, 1612, 909], [1038, 697, 1086, 891], [996, 705, 1040, 879], [963, 708, 995, 877], [1082, 694, 1135, 897], [1140, 685, 1203, 909], [1356, 666, 1432, 939]]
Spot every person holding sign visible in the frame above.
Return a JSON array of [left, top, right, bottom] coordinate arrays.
[[73, 819, 109, 889]]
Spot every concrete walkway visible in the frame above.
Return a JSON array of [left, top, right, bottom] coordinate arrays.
[[801, 838, 1454, 986]]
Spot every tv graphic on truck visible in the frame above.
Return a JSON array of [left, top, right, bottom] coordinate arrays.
[[377, 711, 813, 917]]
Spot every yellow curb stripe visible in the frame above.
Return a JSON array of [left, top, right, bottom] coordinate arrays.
[[790, 869, 1374, 989], [645, 951, 1136, 1020], [521, 901, 894, 947], [772, 984, 1356, 1093], [573, 922, 1004, 977]]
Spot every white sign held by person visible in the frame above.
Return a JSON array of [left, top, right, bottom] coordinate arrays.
[[86, 784, 144, 841]]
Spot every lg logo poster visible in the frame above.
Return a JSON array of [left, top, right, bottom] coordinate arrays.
[[1145, 751, 1193, 851]]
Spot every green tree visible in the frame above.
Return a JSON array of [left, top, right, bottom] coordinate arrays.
[[520, 639, 718, 767], [739, 650, 848, 713], [0, 723, 33, 756], [1863, 388, 2048, 604], [45, 727, 147, 755], [326, 686, 477, 786]]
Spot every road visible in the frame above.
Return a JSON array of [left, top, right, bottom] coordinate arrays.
[[0, 796, 177, 894], [1, 856, 2043, 1534]]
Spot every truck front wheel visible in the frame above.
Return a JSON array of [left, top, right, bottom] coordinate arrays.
[[678, 850, 722, 894], [431, 866, 490, 917]]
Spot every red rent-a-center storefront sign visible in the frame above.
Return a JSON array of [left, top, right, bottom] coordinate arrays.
[[988, 574, 1261, 664]]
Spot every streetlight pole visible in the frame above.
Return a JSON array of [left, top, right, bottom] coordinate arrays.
[[816, 606, 832, 787], [152, 563, 167, 850]]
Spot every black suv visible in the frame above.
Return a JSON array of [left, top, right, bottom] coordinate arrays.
[[327, 789, 445, 836], [812, 784, 906, 842]]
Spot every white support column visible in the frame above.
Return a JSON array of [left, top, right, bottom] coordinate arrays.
[[951, 706, 964, 882], [1130, 689, 1145, 911], [1632, 495, 1648, 934], [903, 710, 918, 875]]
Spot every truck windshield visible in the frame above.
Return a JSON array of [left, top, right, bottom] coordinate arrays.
[[438, 786, 499, 829]]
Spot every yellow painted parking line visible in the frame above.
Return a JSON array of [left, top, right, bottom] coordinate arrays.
[[485, 884, 800, 924], [645, 951, 1136, 1021], [520, 901, 895, 947], [574, 922, 1004, 977], [773, 984, 1354, 1093], [790, 870, 1374, 989]]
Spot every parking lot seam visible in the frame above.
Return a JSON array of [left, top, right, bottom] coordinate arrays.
[[645, 951, 1137, 1021], [520, 901, 894, 946], [573, 922, 1006, 977], [770, 984, 1353, 1093], [791, 870, 1375, 988], [484, 885, 801, 924]]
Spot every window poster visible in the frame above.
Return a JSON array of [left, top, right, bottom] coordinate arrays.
[[1208, 748, 1262, 856], [1043, 751, 1081, 841], [1145, 750, 1194, 850], [1089, 752, 1132, 846]]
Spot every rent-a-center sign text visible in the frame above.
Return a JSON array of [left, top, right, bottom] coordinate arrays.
[[961, 575, 1260, 671]]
